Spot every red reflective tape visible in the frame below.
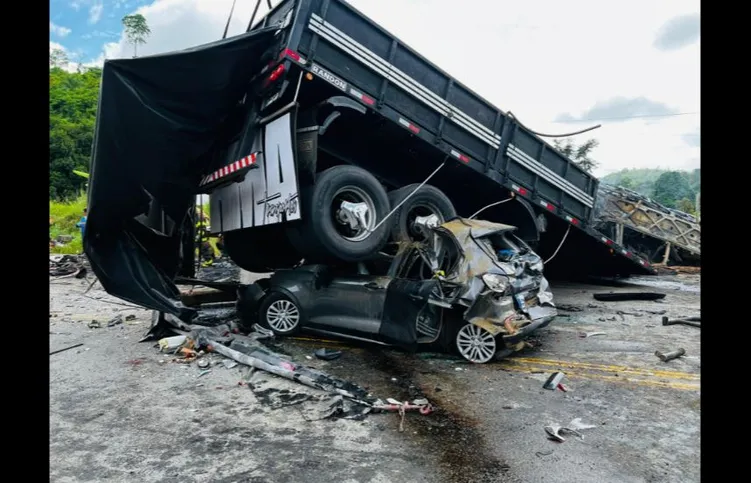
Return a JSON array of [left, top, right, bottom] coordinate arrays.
[[362, 95, 375, 105], [282, 48, 300, 61], [409, 124, 420, 134], [459, 154, 469, 163]]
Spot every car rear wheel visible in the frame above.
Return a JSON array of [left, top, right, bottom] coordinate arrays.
[[455, 323, 497, 363], [258, 291, 302, 336], [287, 165, 391, 262]]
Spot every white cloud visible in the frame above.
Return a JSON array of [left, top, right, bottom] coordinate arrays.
[[89, 2, 104, 24], [93, 0, 700, 177], [50, 21, 72, 38], [49, 42, 79, 73]]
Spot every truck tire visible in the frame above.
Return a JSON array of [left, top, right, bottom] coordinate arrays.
[[223, 225, 301, 273], [387, 184, 456, 243], [286, 165, 391, 262]]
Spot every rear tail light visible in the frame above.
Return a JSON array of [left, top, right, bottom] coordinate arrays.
[[268, 64, 285, 83]]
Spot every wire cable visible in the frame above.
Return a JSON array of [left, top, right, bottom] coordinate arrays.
[[507, 111, 601, 138], [543, 224, 571, 265]]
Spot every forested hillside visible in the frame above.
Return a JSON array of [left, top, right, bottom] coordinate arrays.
[[602, 168, 700, 214]]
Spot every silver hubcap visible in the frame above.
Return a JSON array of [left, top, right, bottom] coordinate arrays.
[[456, 324, 497, 363], [266, 299, 300, 333], [333, 187, 377, 242]]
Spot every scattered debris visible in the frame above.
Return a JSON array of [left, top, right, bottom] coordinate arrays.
[[50, 343, 84, 356], [223, 360, 239, 369], [371, 398, 434, 432], [655, 348, 686, 362], [49, 254, 90, 278], [543, 372, 565, 390], [578, 331, 607, 338], [557, 304, 583, 312], [535, 450, 555, 457], [88, 320, 101, 329], [158, 335, 188, 352], [197, 369, 212, 377], [107, 315, 124, 327], [593, 292, 666, 302], [197, 359, 210, 369], [544, 418, 597, 442], [662, 316, 700, 328], [616, 310, 643, 317], [315, 348, 343, 361], [125, 314, 137, 321]]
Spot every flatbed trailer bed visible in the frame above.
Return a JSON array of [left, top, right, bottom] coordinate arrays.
[[246, 0, 655, 277]]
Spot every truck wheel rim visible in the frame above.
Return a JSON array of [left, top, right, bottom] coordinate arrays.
[[333, 186, 376, 242], [407, 202, 444, 240], [266, 299, 300, 332], [456, 324, 496, 363]]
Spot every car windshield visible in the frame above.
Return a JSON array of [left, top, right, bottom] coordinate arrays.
[[482, 231, 529, 262]]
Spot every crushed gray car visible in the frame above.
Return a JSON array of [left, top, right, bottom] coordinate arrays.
[[238, 217, 557, 363]]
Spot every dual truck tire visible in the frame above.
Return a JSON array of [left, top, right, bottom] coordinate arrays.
[[224, 165, 457, 272]]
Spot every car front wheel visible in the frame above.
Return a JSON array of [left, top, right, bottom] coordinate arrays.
[[455, 323, 497, 363], [258, 291, 302, 336]]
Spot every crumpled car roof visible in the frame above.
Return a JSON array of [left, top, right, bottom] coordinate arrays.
[[438, 218, 516, 240]]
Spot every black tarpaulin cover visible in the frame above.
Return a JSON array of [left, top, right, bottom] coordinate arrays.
[[84, 28, 277, 319]]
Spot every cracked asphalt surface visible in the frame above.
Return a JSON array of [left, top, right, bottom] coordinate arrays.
[[50, 270, 699, 483]]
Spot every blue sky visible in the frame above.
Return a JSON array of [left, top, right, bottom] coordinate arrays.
[[50, 0, 151, 63]]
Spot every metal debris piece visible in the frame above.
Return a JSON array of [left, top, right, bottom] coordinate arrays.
[[223, 360, 239, 369], [197, 369, 212, 377], [314, 348, 343, 361], [593, 292, 666, 302], [578, 331, 607, 338], [655, 348, 686, 362], [50, 343, 84, 356], [662, 316, 700, 328], [107, 315, 124, 327], [543, 372, 565, 390], [197, 359, 210, 369], [88, 320, 101, 329]]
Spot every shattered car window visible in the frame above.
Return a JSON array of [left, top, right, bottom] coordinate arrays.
[[485, 232, 530, 262]]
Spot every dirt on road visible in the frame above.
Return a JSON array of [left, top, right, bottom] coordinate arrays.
[[50, 272, 700, 483]]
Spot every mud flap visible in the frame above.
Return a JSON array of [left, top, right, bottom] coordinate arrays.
[[379, 279, 441, 351]]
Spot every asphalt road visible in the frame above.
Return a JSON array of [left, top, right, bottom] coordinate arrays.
[[50, 272, 700, 482]]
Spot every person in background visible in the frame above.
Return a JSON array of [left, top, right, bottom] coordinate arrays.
[[76, 208, 87, 239]]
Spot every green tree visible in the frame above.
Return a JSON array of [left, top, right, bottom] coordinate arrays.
[[619, 176, 634, 190], [552, 138, 599, 173], [651, 171, 695, 209], [49, 67, 102, 200], [122, 14, 151, 58], [676, 198, 695, 214], [50, 48, 68, 68]]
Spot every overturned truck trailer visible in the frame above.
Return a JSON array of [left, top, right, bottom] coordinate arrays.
[[84, 0, 654, 318]]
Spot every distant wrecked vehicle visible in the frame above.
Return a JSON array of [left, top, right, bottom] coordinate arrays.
[[238, 217, 557, 363]]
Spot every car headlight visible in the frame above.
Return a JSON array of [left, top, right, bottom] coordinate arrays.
[[482, 273, 508, 293]]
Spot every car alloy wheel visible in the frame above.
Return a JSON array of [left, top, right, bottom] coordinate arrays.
[[265, 299, 301, 334], [456, 323, 497, 363]]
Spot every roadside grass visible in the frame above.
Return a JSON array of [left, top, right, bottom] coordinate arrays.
[[50, 194, 86, 254], [49, 196, 210, 255]]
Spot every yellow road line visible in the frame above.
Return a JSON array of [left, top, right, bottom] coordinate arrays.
[[511, 357, 700, 381], [500, 364, 699, 391]]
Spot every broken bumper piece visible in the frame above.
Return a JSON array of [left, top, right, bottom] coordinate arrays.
[[502, 305, 557, 344]]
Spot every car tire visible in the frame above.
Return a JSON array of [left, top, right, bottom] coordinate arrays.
[[286, 165, 391, 262], [455, 322, 498, 364], [223, 225, 302, 273], [387, 183, 456, 243], [257, 291, 303, 336]]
